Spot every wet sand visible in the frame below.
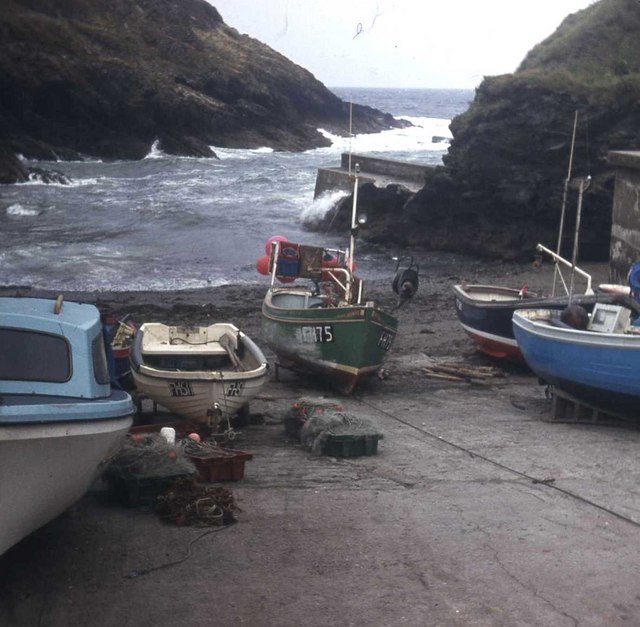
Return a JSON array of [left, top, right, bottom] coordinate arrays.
[[0, 253, 611, 378]]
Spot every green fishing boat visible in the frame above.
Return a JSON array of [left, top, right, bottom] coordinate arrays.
[[262, 285, 398, 394], [258, 168, 417, 394]]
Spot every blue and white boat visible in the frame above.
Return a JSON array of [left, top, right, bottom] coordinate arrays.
[[452, 284, 605, 362], [0, 296, 134, 555], [512, 303, 640, 415], [452, 244, 611, 362]]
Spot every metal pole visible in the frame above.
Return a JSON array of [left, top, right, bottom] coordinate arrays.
[[348, 101, 353, 176], [349, 165, 359, 268], [346, 165, 359, 302], [569, 176, 589, 303], [552, 110, 578, 296]]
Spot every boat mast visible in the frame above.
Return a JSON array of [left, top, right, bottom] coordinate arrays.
[[346, 164, 360, 302], [348, 101, 353, 176], [552, 110, 579, 297], [568, 176, 590, 303]]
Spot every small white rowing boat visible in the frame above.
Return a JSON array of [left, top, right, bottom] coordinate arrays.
[[129, 322, 268, 427]]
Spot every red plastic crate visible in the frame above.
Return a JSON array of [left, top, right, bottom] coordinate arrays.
[[186, 448, 253, 482]]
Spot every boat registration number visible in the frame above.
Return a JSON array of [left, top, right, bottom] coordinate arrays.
[[300, 325, 334, 343], [226, 382, 244, 397], [377, 331, 395, 351], [169, 381, 194, 397]]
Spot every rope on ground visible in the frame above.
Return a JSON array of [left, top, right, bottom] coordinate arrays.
[[354, 395, 640, 531], [124, 525, 230, 579]]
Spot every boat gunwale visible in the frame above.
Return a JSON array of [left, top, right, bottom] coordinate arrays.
[[513, 309, 640, 349], [135, 362, 268, 381], [453, 284, 601, 310], [262, 291, 398, 331], [261, 307, 397, 333]]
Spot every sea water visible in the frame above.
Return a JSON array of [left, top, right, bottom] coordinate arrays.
[[0, 88, 473, 291]]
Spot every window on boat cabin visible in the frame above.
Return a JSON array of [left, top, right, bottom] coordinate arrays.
[[92, 332, 111, 385], [0, 328, 71, 382]]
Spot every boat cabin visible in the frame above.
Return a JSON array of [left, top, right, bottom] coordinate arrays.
[[0, 297, 111, 399]]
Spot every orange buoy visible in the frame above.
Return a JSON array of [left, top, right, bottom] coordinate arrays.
[[256, 255, 270, 275]]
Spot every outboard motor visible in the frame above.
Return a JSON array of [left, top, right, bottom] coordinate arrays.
[[392, 256, 419, 308]]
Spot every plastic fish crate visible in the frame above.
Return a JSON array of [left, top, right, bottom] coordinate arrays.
[[322, 434, 382, 458], [108, 472, 192, 508], [186, 448, 253, 482]]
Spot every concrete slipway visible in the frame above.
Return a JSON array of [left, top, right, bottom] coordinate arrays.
[[2, 366, 640, 627]]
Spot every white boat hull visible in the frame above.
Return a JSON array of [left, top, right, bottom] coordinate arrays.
[[131, 367, 268, 424], [130, 322, 269, 425], [0, 416, 131, 555]]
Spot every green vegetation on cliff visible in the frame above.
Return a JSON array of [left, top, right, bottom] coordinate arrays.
[[519, 0, 640, 85], [0, 0, 402, 161]]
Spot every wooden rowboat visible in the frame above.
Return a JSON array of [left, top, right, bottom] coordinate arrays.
[[129, 322, 268, 428]]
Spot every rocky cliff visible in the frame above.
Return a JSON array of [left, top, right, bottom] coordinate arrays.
[[0, 0, 404, 165], [321, 0, 640, 262]]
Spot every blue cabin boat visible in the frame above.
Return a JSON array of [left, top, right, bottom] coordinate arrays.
[[0, 296, 133, 555], [512, 303, 640, 416]]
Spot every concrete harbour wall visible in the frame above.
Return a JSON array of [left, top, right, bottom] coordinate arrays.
[[314, 153, 432, 199], [608, 150, 640, 283]]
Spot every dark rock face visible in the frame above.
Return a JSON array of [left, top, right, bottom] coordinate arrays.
[[0, 0, 407, 161], [0, 152, 28, 184], [417, 0, 640, 261], [317, 0, 640, 262]]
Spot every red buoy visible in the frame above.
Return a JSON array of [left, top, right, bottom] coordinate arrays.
[[256, 255, 270, 275]]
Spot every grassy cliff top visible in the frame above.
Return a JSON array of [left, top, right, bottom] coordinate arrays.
[[518, 0, 640, 88]]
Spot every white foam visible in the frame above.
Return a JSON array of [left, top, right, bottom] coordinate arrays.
[[315, 115, 451, 157], [6, 204, 39, 217], [299, 190, 349, 226], [212, 146, 275, 160], [144, 140, 166, 159], [16, 175, 97, 187]]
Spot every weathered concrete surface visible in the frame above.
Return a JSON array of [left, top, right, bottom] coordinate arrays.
[[2, 373, 640, 627], [2, 257, 637, 626], [608, 150, 640, 283]]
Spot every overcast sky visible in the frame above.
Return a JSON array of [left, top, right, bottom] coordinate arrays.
[[209, 0, 597, 89]]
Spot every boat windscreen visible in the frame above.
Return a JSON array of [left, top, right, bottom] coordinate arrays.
[[0, 328, 71, 382]]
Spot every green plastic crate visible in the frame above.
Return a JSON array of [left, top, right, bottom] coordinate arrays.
[[322, 433, 382, 457], [108, 472, 193, 507]]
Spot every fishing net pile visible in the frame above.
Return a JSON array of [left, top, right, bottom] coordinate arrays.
[[288, 397, 383, 455], [105, 434, 240, 526], [107, 433, 196, 479], [154, 475, 239, 526], [180, 437, 221, 458]]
